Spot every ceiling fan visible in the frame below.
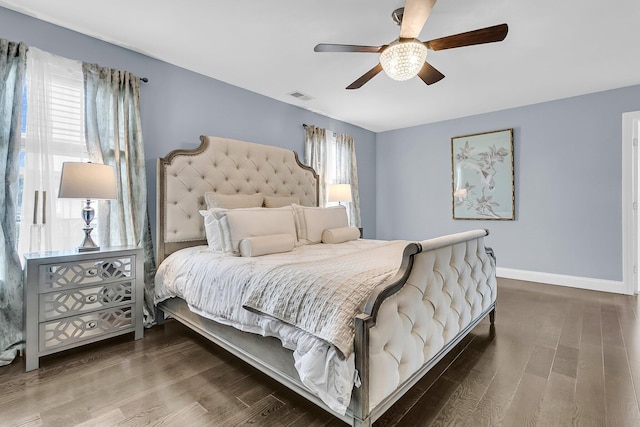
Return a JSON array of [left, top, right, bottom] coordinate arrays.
[[314, 0, 508, 89]]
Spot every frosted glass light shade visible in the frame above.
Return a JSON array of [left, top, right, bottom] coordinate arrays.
[[379, 40, 428, 81], [58, 162, 117, 200], [328, 184, 352, 203]]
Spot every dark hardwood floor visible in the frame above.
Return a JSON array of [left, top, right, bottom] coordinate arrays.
[[1, 278, 639, 426]]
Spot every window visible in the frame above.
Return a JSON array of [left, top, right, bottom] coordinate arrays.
[[17, 49, 89, 258], [304, 126, 360, 227]]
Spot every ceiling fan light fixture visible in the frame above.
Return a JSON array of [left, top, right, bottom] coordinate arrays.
[[379, 40, 428, 81]]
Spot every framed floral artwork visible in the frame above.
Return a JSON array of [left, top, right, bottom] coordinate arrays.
[[451, 128, 514, 220]]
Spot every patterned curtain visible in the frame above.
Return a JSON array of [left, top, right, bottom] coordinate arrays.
[[304, 125, 329, 206], [83, 63, 156, 326], [0, 39, 27, 366], [335, 133, 361, 228]]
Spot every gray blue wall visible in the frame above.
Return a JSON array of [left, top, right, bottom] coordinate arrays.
[[377, 85, 640, 282], [0, 6, 378, 242]]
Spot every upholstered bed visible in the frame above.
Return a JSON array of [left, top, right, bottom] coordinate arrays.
[[154, 135, 497, 426]]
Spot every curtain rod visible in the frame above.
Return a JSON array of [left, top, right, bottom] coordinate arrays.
[[141, 77, 149, 83], [303, 123, 337, 137]]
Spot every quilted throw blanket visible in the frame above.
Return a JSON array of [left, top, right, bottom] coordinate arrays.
[[243, 240, 406, 359]]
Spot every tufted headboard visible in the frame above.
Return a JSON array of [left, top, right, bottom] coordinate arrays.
[[156, 136, 318, 263]]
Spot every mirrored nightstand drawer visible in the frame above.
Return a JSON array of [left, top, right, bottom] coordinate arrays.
[[39, 255, 135, 292], [39, 305, 134, 352], [39, 281, 134, 321]]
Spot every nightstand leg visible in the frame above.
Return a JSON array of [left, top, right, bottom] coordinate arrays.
[[135, 324, 143, 340], [25, 352, 39, 372]]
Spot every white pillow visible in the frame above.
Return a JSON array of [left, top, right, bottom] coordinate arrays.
[[199, 209, 225, 251], [215, 206, 297, 255], [204, 192, 263, 209], [239, 234, 295, 257], [321, 226, 360, 244], [292, 204, 349, 244], [263, 195, 300, 208]]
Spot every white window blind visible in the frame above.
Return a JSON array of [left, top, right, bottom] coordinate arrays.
[[49, 73, 85, 150]]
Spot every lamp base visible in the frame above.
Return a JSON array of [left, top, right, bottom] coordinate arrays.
[[78, 226, 100, 252]]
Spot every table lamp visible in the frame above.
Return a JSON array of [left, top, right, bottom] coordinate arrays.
[[328, 184, 352, 206], [58, 162, 117, 252]]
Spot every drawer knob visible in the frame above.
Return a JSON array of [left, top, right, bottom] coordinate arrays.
[[86, 295, 98, 303], [87, 321, 97, 329]]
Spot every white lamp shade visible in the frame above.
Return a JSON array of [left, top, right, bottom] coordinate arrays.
[[58, 162, 117, 200], [328, 184, 352, 203]]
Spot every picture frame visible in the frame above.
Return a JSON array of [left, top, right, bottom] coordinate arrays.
[[451, 128, 514, 220]]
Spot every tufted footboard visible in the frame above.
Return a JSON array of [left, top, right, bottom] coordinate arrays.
[[352, 229, 497, 426]]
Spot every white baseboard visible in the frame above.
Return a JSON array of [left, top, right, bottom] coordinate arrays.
[[496, 267, 629, 295]]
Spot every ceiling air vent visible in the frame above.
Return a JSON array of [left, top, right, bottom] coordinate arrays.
[[288, 91, 313, 101]]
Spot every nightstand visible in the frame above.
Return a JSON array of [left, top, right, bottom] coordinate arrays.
[[23, 246, 144, 371]]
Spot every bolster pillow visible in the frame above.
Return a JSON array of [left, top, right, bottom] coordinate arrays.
[[239, 233, 296, 257], [321, 226, 361, 244]]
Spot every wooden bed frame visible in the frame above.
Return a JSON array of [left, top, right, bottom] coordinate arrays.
[[155, 136, 497, 426]]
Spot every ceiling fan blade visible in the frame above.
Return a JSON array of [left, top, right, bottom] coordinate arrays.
[[400, 0, 438, 39], [425, 23, 508, 51], [417, 61, 445, 85], [314, 44, 383, 53], [346, 63, 383, 90]]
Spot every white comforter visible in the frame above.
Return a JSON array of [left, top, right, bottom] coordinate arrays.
[[154, 239, 406, 414]]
